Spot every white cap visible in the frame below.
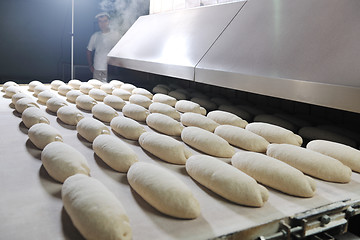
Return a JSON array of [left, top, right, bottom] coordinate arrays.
[[95, 12, 110, 19]]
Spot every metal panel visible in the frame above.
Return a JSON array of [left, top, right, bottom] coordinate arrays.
[[196, 0, 360, 113], [108, 1, 246, 80]]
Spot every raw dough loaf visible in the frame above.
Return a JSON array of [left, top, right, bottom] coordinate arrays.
[[66, 90, 84, 103], [139, 132, 191, 164], [79, 83, 94, 94], [131, 88, 153, 99], [214, 125, 269, 152], [68, 79, 82, 89], [100, 83, 115, 94], [93, 134, 138, 172], [22, 107, 50, 128], [175, 100, 204, 115], [129, 94, 152, 109], [122, 103, 149, 122], [12, 92, 31, 105], [112, 88, 131, 101], [103, 95, 125, 110], [110, 116, 146, 140], [146, 113, 184, 136], [28, 80, 43, 92], [266, 144, 352, 183], [152, 85, 169, 94], [246, 122, 302, 146], [50, 80, 65, 90], [42, 142, 90, 182], [149, 102, 180, 121], [190, 97, 217, 111], [169, 90, 187, 100], [127, 162, 200, 219], [298, 126, 357, 148], [75, 95, 97, 111], [76, 118, 110, 142], [120, 83, 136, 93], [28, 123, 63, 149], [58, 84, 73, 96], [218, 105, 252, 122], [46, 97, 68, 113], [89, 88, 107, 101], [207, 110, 248, 128], [92, 103, 119, 122], [33, 85, 49, 97], [87, 79, 103, 89], [181, 126, 235, 158], [62, 174, 132, 240], [307, 140, 360, 173], [109, 79, 124, 88], [37, 90, 56, 104], [2, 81, 18, 92], [231, 152, 316, 197], [5, 86, 22, 98], [254, 114, 297, 133], [15, 98, 39, 113], [57, 106, 84, 125], [181, 112, 219, 132], [274, 113, 312, 129], [152, 93, 177, 107], [186, 155, 268, 207]]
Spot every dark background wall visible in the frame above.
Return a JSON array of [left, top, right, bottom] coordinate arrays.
[[0, 0, 149, 84]]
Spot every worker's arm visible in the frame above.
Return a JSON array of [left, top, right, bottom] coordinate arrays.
[[87, 50, 94, 73]]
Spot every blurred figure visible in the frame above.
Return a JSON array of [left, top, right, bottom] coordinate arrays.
[[87, 12, 121, 82]]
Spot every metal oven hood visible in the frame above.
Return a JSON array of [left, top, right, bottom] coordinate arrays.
[[108, 0, 360, 113]]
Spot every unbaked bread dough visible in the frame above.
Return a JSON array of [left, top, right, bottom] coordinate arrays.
[[2, 81, 18, 92], [122, 103, 149, 122], [28, 123, 63, 149], [89, 88, 107, 101], [307, 140, 360, 173], [66, 90, 84, 103], [5, 86, 22, 98], [28, 80, 43, 92], [266, 143, 352, 183], [169, 90, 187, 100], [110, 116, 146, 140], [62, 174, 132, 240], [175, 100, 204, 115], [46, 97, 68, 113], [37, 90, 56, 104], [79, 83, 94, 94], [57, 106, 84, 125], [92, 103, 119, 122], [33, 85, 49, 97], [231, 151, 316, 197], [254, 114, 297, 133], [129, 94, 152, 109], [152, 93, 177, 107], [246, 122, 302, 146], [190, 97, 217, 111], [68, 79, 82, 89], [120, 83, 136, 93], [100, 83, 115, 94], [146, 113, 184, 136], [87, 79, 103, 89], [152, 85, 169, 94], [15, 98, 40, 113], [181, 126, 235, 158], [180, 112, 219, 132], [76, 118, 110, 142], [127, 162, 200, 219], [93, 134, 138, 172], [186, 155, 268, 207], [207, 110, 248, 128], [11, 92, 31, 105], [112, 88, 131, 101], [75, 95, 97, 111], [109, 79, 124, 88], [22, 107, 50, 128], [42, 142, 90, 183], [139, 132, 191, 164], [103, 95, 125, 110], [131, 88, 153, 99], [58, 85, 73, 96], [214, 125, 269, 152], [218, 105, 252, 122], [50, 80, 65, 90], [148, 102, 180, 121]]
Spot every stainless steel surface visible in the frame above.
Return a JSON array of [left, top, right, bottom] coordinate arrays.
[[195, 0, 360, 113], [108, 1, 245, 80]]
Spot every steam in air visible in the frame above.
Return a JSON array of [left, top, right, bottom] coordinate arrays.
[[100, 0, 150, 36]]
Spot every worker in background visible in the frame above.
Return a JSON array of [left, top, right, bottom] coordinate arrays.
[[87, 12, 121, 82]]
